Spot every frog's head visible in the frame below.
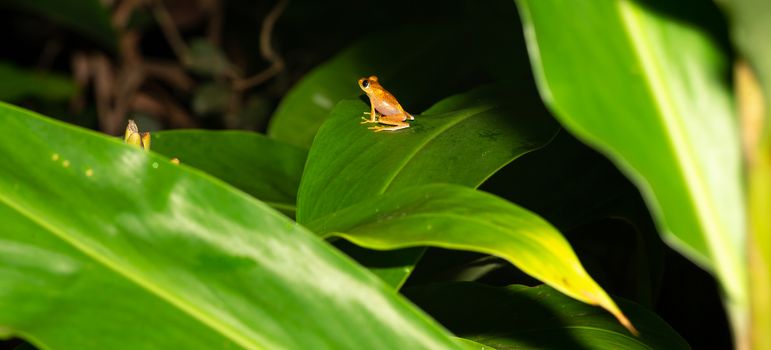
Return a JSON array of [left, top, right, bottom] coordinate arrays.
[[358, 75, 379, 92]]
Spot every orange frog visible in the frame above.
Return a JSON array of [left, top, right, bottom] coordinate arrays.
[[358, 75, 414, 132]]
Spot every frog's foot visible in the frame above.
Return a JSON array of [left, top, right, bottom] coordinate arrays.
[[368, 124, 409, 132], [360, 115, 378, 124]]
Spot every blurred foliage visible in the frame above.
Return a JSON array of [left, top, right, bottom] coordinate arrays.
[[0, 0, 753, 348], [0, 61, 76, 102]]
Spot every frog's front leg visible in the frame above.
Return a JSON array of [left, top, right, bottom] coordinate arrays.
[[361, 103, 378, 124]]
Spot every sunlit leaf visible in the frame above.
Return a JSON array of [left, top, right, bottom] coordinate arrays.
[[0, 102, 460, 349]]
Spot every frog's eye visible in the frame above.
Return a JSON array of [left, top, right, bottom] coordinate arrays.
[[361, 79, 369, 88]]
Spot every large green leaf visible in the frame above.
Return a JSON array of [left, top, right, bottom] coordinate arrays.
[[406, 282, 688, 349], [515, 0, 746, 320], [152, 130, 306, 216], [297, 85, 557, 223], [0, 62, 76, 103], [267, 21, 479, 148], [0, 103, 460, 349], [268, 0, 528, 149], [1, 0, 115, 49], [309, 184, 636, 333], [296, 85, 558, 286]]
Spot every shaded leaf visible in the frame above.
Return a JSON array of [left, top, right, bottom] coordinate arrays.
[[406, 282, 689, 349], [454, 337, 497, 350], [309, 184, 636, 333], [152, 130, 307, 216], [0, 0, 115, 49], [482, 131, 666, 307], [0, 62, 76, 103], [191, 82, 231, 115], [185, 39, 232, 77]]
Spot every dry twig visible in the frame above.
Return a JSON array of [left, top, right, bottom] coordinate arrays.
[[232, 0, 288, 91], [152, 0, 191, 63]]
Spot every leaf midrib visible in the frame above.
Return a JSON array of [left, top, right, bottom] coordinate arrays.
[[336, 212, 561, 264]]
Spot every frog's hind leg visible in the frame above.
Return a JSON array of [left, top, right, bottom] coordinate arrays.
[[368, 113, 410, 132], [368, 124, 409, 132]]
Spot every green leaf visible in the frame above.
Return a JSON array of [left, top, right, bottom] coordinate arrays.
[[309, 184, 636, 334], [267, 22, 475, 148], [185, 39, 233, 77], [191, 82, 231, 115], [151, 130, 306, 216], [515, 0, 746, 318], [297, 85, 558, 223], [0, 62, 76, 103], [453, 337, 497, 350], [0, 0, 116, 49], [0, 103, 460, 349], [267, 0, 531, 150], [296, 85, 558, 286], [406, 282, 689, 349]]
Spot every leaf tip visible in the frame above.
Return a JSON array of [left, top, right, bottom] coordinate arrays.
[[615, 311, 640, 337], [586, 290, 639, 336]]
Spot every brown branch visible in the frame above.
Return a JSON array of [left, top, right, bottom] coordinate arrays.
[[70, 52, 91, 112], [152, 0, 190, 63], [204, 0, 223, 46], [143, 59, 195, 91], [232, 0, 288, 91], [91, 54, 119, 134], [112, 0, 143, 29]]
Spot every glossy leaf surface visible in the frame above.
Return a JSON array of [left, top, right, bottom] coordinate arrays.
[[0, 103, 459, 349], [297, 85, 558, 223], [516, 0, 746, 310], [309, 184, 635, 333], [152, 130, 306, 215]]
